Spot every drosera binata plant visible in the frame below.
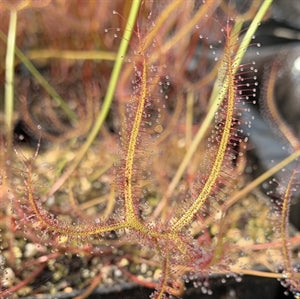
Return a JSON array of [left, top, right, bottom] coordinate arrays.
[[1, 0, 300, 298]]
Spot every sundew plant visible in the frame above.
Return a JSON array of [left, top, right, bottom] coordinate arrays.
[[0, 0, 300, 298]]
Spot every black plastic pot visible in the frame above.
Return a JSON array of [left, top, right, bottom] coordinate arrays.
[[21, 274, 295, 299]]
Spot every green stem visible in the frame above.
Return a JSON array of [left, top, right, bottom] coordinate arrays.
[[0, 30, 78, 122], [48, 0, 141, 196], [16, 47, 78, 121], [233, 0, 273, 70], [27, 49, 117, 61], [4, 9, 17, 144]]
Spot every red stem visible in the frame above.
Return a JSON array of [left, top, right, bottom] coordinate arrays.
[[0, 265, 45, 298]]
